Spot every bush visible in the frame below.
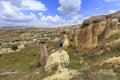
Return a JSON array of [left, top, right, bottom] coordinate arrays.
[[11, 44, 18, 51]]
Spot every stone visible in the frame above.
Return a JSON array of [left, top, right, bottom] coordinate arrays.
[[18, 44, 25, 49], [72, 27, 80, 47], [77, 12, 120, 50], [39, 41, 48, 66], [60, 32, 69, 49], [63, 34, 69, 48], [45, 50, 69, 72], [0, 48, 14, 54]]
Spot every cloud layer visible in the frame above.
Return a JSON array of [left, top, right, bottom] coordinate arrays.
[[105, 0, 120, 6], [0, 0, 82, 27], [57, 0, 82, 23], [105, 0, 119, 2], [57, 0, 81, 15]]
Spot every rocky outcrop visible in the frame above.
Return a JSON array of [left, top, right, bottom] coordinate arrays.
[[102, 57, 120, 65], [72, 26, 80, 47], [101, 18, 119, 39], [45, 50, 69, 72], [42, 69, 77, 80], [60, 32, 69, 48], [39, 41, 48, 66], [76, 10, 120, 50], [63, 34, 69, 48], [0, 48, 14, 54]]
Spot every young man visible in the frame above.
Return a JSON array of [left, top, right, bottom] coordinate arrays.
[[58, 40, 63, 53]]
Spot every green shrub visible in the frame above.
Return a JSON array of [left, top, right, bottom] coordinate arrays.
[[11, 44, 18, 51], [113, 67, 120, 73]]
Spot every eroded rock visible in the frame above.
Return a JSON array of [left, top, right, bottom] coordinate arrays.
[[45, 50, 69, 72]]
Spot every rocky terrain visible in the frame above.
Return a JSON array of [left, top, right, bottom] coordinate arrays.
[[0, 27, 69, 54], [70, 11, 120, 51], [0, 10, 120, 80]]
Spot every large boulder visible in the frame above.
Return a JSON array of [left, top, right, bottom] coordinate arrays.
[[63, 34, 69, 48], [45, 50, 69, 72]]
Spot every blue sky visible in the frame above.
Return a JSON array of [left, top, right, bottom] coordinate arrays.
[[0, 0, 120, 27]]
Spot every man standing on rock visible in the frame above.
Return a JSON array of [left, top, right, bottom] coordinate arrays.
[[58, 40, 63, 53]]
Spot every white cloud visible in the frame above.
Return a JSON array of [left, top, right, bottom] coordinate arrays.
[[41, 15, 62, 22], [105, 0, 119, 2], [96, 8, 99, 10], [0, 0, 48, 27], [21, 0, 47, 11], [39, 14, 83, 27], [0, 11, 38, 26], [57, 0, 82, 25], [0, 0, 82, 27], [57, 0, 81, 15], [0, 0, 38, 23], [38, 12, 43, 17], [10, 0, 22, 8], [1, 0, 47, 11], [109, 9, 117, 13], [1, 1, 19, 13], [105, 0, 120, 6], [38, 14, 66, 27]]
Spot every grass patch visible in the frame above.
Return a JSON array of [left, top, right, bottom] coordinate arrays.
[[0, 51, 40, 72], [0, 34, 20, 42], [36, 66, 55, 80]]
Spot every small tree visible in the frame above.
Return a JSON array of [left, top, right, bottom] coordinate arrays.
[[11, 44, 18, 51]]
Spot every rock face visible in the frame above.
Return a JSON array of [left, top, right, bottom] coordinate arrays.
[[63, 34, 69, 48], [72, 26, 80, 47], [60, 32, 69, 48], [45, 50, 69, 72], [75, 10, 120, 50]]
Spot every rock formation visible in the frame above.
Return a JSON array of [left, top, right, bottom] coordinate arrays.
[[39, 41, 48, 66], [75, 10, 120, 50], [45, 50, 69, 72], [60, 31, 69, 49], [102, 57, 120, 65], [72, 26, 80, 47]]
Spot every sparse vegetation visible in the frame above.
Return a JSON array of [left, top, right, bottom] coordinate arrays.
[[0, 27, 120, 80], [11, 44, 18, 51]]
